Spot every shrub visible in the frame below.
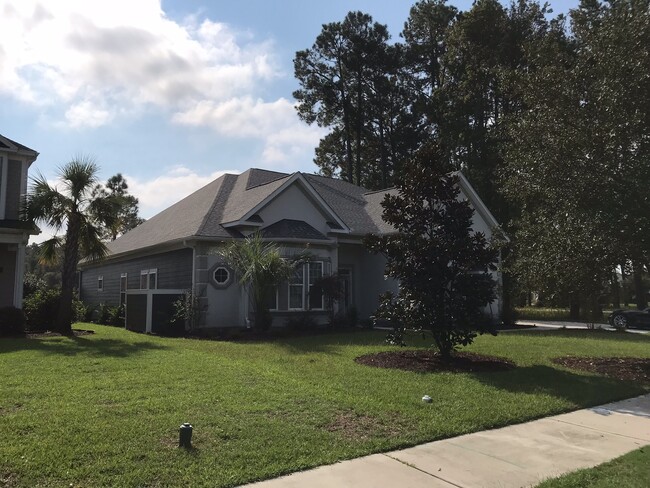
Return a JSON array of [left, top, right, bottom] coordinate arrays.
[[23, 289, 86, 332], [285, 314, 318, 331], [0, 306, 27, 336], [96, 304, 124, 326]]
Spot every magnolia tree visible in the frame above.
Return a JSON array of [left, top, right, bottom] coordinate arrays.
[[365, 144, 499, 360]]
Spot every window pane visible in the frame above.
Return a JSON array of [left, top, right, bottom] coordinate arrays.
[[140, 273, 148, 289], [120, 275, 127, 292], [309, 284, 323, 309], [149, 272, 157, 290], [309, 262, 323, 284], [289, 285, 303, 309], [290, 264, 304, 284]]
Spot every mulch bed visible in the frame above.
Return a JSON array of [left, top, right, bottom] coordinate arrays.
[[552, 356, 650, 385], [355, 350, 515, 373], [25, 329, 95, 339]]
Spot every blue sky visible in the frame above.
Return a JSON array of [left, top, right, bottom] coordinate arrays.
[[0, 0, 578, 241]]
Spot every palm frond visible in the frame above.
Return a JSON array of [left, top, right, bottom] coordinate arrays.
[[78, 217, 109, 262], [59, 155, 99, 203], [38, 236, 64, 266], [24, 172, 72, 230]]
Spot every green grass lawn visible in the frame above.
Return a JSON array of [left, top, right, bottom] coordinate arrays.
[[536, 447, 650, 488], [1, 325, 649, 487]]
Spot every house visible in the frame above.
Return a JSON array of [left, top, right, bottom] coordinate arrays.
[[0, 134, 39, 308], [78, 168, 503, 333]]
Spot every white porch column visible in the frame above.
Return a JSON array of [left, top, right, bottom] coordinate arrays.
[[13, 242, 25, 308]]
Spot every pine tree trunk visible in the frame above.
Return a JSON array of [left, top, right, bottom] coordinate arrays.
[[633, 262, 647, 309], [569, 294, 580, 320], [611, 271, 621, 309]]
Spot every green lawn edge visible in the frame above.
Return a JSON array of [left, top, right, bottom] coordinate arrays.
[[1, 324, 649, 487]]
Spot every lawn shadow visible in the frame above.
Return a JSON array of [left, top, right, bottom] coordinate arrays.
[[518, 329, 650, 343], [473, 364, 647, 407], [0, 334, 168, 358]]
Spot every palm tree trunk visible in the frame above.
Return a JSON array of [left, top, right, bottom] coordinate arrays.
[[57, 213, 81, 335]]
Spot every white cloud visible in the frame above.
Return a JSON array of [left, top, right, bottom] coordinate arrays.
[[124, 166, 240, 217], [0, 1, 318, 164], [172, 97, 325, 166], [28, 165, 241, 245]]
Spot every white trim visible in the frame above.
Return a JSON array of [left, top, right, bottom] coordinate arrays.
[[0, 156, 7, 219], [286, 261, 326, 311], [213, 266, 230, 285], [125, 289, 186, 333], [97, 275, 104, 291], [120, 272, 127, 305], [13, 243, 25, 308], [140, 268, 158, 289], [307, 261, 325, 311], [456, 171, 507, 239]]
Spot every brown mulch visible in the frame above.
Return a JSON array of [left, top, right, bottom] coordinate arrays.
[[355, 350, 515, 373], [552, 356, 650, 385], [25, 329, 95, 338]]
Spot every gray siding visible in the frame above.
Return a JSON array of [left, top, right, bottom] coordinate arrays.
[[80, 248, 192, 307], [6, 160, 22, 220]]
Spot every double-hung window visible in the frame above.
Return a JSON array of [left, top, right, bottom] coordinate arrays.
[[140, 269, 157, 289], [97, 275, 104, 292], [120, 273, 128, 305], [287, 261, 325, 311], [308, 262, 324, 310], [288, 265, 304, 310]]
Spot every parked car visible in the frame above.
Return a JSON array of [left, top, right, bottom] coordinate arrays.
[[608, 308, 650, 329]]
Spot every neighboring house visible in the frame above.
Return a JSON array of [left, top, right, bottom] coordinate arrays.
[[79, 168, 503, 332], [0, 134, 39, 308]]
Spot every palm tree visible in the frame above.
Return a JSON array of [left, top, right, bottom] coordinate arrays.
[[25, 156, 118, 334], [219, 233, 296, 332]]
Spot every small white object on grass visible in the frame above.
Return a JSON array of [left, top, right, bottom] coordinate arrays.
[[422, 395, 432, 403]]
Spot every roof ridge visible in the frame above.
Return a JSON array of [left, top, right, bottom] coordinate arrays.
[[245, 169, 290, 190], [307, 176, 366, 205], [196, 173, 238, 235], [364, 187, 396, 196]]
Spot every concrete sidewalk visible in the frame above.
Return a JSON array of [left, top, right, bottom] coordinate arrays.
[[242, 395, 650, 488]]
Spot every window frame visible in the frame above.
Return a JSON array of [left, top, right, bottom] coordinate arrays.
[[140, 269, 158, 290], [308, 261, 325, 311], [288, 264, 304, 310], [120, 273, 128, 305], [286, 261, 325, 311], [97, 275, 104, 292], [213, 266, 230, 285]]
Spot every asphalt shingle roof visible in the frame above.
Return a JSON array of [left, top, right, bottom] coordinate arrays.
[[104, 168, 394, 257]]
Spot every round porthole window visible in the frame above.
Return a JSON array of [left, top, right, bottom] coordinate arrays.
[[208, 263, 233, 289], [213, 267, 230, 284]]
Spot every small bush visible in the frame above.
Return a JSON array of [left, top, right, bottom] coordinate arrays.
[[285, 314, 318, 331], [95, 304, 124, 326], [0, 306, 27, 336], [23, 288, 60, 331], [23, 289, 86, 331]]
